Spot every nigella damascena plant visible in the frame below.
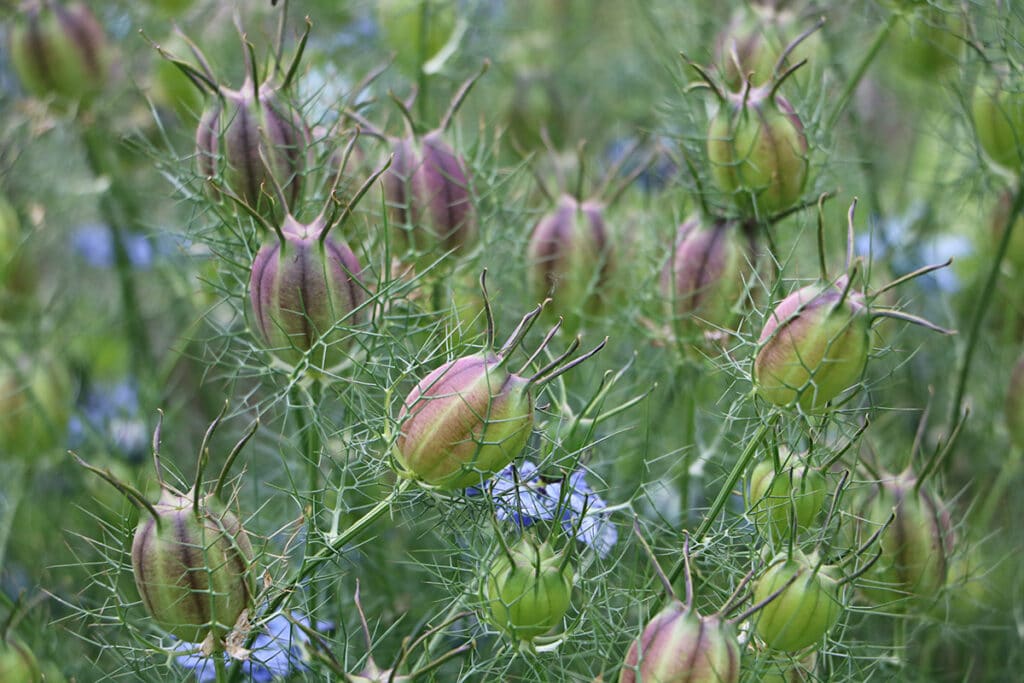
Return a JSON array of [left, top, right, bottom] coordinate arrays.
[[381, 65, 487, 269], [73, 411, 259, 645], [161, 25, 313, 216], [249, 140, 388, 370], [753, 200, 954, 411], [393, 274, 606, 490], [661, 215, 757, 340]]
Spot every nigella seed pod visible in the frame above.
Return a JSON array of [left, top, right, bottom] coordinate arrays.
[[620, 602, 740, 683], [131, 491, 254, 643], [752, 552, 842, 652], [747, 453, 827, 539], [9, 1, 111, 103], [394, 279, 606, 489], [483, 537, 573, 641], [395, 354, 533, 489], [250, 215, 364, 369], [855, 470, 954, 606], [753, 277, 870, 411], [972, 72, 1024, 175], [527, 194, 612, 325], [706, 83, 809, 217], [196, 80, 311, 213], [0, 636, 40, 683], [384, 130, 477, 263], [661, 216, 754, 337], [0, 343, 71, 458]]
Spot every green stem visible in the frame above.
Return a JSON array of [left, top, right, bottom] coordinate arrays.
[[77, 121, 153, 377], [0, 462, 30, 574], [416, 0, 430, 123], [827, 14, 898, 129], [666, 419, 773, 586], [213, 652, 228, 683], [947, 182, 1024, 451]]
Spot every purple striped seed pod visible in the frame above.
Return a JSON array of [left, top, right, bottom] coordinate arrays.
[[396, 354, 533, 490], [661, 216, 754, 336], [526, 194, 612, 326], [131, 491, 253, 643], [196, 80, 311, 215], [753, 278, 870, 411], [9, 0, 110, 102], [707, 86, 809, 218], [620, 601, 741, 683], [384, 130, 477, 264], [249, 215, 364, 369]]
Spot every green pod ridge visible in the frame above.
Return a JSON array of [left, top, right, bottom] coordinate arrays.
[[0, 637, 41, 683], [747, 457, 827, 539], [707, 88, 809, 217], [9, 1, 110, 103], [0, 343, 71, 458], [753, 278, 870, 411], [661, 216, 753, 335], [249, 215, 364, 369], [752, 554, 842, 652], [483, 537, 573, 641], [620, 601, 741, 683], [856, 471, 954, 606], [196, 80, 311, 215], [131, 491, 253, 643], [395, 354, 534, 489], [384, 131, 477, 265], [527, 194, 612, 326], [972, 74, 1024, 175]]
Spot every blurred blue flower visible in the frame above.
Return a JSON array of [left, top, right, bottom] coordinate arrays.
[[72, 223, 154, 269], [68, 379, 148, 459], [473, 461, 618, 558], [174, 611, 330, 682]]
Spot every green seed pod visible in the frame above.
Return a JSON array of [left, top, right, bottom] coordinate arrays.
[[395, 354, 533, 489], [661, 216, 754, 336], [249, 214, 364, 369], [888, 8, 964, 82], [376, 0, 457, 75], [9, 1, 111, 103], [483, 537, 573, 641], [620, 601, 740, 683], [752, 553, 842, 652], [747, 455, 827, 539], [0, 637, 41, 683], [0, 344, 71, 458], [707, 86, 809, 217], [972, 73, 1024, 175], [1006, 353, 1024, 450], [196, 80, 311, 215], [131, 491, 253, 643], [384, 131, 477, 265], [715, 6, 825, 92], [753, 278, 870, 411], [527, 194, 612, 326], [855, 471, 954, 606]]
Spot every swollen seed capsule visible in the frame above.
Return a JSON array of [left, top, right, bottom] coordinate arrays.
[[0, 344, 71, 458], [384, 131, 477, 265], [707, 86, 809, 217], [747, 457, 826, 539], [131, 492, 253, 643], [527, 194, 612, 326], [249, 215, 364, 369], [0, 637, 41, 683], [972, 74, 1024, 175], [752, 554, 842, 652], [9, 1, 110, 102], [395, 354, 533, 489], [196, 80, 311, 214], [753, 278, 870, 411], [661, 216, 753, 336], [620, 601, 740, 683], [483, 537, 573, 641]]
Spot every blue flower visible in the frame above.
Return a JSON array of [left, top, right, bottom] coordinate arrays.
[[475, 461, 618, 558], [68, 379, 148, 459], [71, 223, 154, 269], [173, 612, 329, 682]]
